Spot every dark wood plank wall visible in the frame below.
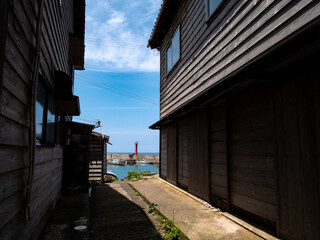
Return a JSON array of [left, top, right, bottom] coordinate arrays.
[[88, 135, 103, 181], [0, 0, 74, 239], [273, 65, 320, 239], [160, 126, 168, 179], [159, 0, 320, 118], [0, 0, 10, 94], [209, 102, 228, 209], [0, 3, 33, 238], [188, 111, 209, 201], [178, 118, 189, 189], [228, 86, 276, 223], [167, 124, 177, 185]]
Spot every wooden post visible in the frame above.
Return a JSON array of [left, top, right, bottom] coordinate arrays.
[[225, 101, 231, 212], [207, 107, 211, 203], [271, 84, 280, 235], [0, 0, 10, 100], [159, 127, 162, 178], [175, 120, 179, 186]]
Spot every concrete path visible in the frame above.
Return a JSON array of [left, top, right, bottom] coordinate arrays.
[[42, 180, 277, 240], [42, 183, 162, 240], [130, 179, 268, 240]]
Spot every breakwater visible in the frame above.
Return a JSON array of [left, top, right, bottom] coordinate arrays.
[[107, 153, 159, 164]]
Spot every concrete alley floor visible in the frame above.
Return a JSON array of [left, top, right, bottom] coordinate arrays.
[[41, 179, 278, 240], [130, 179, 278, 240], [41, 183, 162, 240]]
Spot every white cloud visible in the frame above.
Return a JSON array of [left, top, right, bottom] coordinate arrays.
[[107, 11, 126, 25], [84, 0, 161, 72]]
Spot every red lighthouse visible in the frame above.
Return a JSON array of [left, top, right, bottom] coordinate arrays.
[[134, 141, 138, 155]]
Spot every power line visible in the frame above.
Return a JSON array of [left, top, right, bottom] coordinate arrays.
[[76, 75, 159, 105], [85, 37, 146, 48], [78, 76, 158, 105], [73, 116, 98, 124]]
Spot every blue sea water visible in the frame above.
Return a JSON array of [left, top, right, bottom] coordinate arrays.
[[107, 164, 159, 180], [108, 152, 159, 155]]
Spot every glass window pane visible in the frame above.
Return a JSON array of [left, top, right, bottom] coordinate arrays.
[[36, 81, 46, 144], [208, 0, 222, 16], [166, 44, 173, 72], [172, 27, 180, 66], [46, 94, 55, 144]]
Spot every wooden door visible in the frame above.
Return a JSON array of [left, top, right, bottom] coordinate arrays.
[[188, 111, 209, 201], [167, 123, 177, 184], [178, 118, 189, 189], [160, 127, 168, 179], [273, 69, 320, 239], [209, 102, 228, 210], [228, 86, 276, 225]]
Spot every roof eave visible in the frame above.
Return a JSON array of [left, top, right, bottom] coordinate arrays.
[[148, 0, 182, 50]]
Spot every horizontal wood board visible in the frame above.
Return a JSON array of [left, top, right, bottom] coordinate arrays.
[[0, 0, 75, 239], [159, 0, 320, 118]]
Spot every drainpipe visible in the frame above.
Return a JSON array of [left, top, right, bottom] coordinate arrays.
[[25, 0, 45, 221]]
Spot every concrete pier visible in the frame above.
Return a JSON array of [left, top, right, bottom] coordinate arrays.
[[106, 153, 159, 164]]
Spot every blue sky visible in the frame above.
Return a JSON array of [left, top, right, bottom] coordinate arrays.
[[74, 0, 162, 153]]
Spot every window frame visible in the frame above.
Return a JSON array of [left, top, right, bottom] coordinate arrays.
[[166, 25, 181, 75], [36, 74, 57, 147], [205, 0, 228, 23]]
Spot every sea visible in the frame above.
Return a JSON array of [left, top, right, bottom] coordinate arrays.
[[107, 164, 159, 181], [108, 152, 159, 155]]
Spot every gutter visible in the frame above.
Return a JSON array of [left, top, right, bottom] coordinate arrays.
[[25, 0, 45, 221]]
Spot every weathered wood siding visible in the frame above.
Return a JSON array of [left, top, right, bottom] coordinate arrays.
[[0, 0, 75, 239], [228, 86, 276, 223], [159, 0, 320, 118], [166, 124, 177, 184], [209, 102, 228, 209], [88, 135, 104, 182], [273, 63, 320, 239], [178, 118, 189, 189], [160, 126, 168, 179], [188, 111, 209, 201]]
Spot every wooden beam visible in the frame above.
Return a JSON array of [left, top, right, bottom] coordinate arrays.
[[175, 121, 179, 185], [0, 0, 10, 97], [225, 101, 231, 212], [159, 129, 162, 178], [207, 107, 211, 202]]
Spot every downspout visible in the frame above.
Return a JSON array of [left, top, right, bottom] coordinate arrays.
[[25, 0, 45, 221]]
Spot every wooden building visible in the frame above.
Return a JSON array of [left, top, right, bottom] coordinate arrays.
[[89, 131, 110, 181], [149, 0, 320, 239], [62, 122, 111, 192], [0, 0, 85, 239]]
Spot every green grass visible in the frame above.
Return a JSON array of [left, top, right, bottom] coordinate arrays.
[[125, 170, 151, 181], [156, 213, 180, 240]]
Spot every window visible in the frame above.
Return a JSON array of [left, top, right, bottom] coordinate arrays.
[[166, 26, 180, 73], [36, 75, 56, 146], [206, 0, 223, 18]]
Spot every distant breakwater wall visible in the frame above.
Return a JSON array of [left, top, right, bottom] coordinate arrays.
[[107, 153, 159, 164]]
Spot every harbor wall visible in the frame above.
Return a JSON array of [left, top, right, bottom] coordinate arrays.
[[107, 153, 159, 164]]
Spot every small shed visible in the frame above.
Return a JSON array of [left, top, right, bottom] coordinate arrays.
[[62, 122, 111, 193], [62, 122, 94, 193], [88, 131, 111, 182]]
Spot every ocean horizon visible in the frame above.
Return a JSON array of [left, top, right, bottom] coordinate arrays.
[[108, 152, 159, 155]]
